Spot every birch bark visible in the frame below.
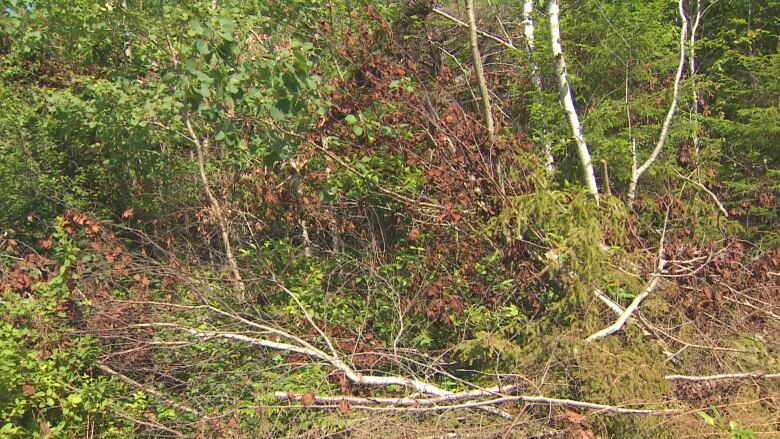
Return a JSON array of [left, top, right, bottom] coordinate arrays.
[[548, 0, 599, 200], [524, 0, 555, 171]]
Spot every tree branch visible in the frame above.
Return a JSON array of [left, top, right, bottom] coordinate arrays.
[[97, 364, 200, 416], [275, 391, 678, 416], [431, 8, 518, 51], [183, 112, 246, 296], [588, 210, 669, 340]]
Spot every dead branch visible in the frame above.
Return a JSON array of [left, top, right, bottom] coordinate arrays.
[[125, 318, 676, 419], [588, 210, 668, 341], [275, 391, 679, 416], [593, 289, 651, 336], [130, 321, 513, 418], [665, 372, 780, 382], [675, 170, 729, 217], [113, 410, 186, 438], [431, 8, 518, 51]]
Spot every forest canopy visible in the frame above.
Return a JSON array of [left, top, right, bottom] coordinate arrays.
[[0, 0, 778, 437]]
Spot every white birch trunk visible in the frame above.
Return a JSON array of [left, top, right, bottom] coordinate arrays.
[[524, 0, 555, 172], [523, 0, 541, 90], [628, 0, 688, 204], [548, 0, 599, 200]]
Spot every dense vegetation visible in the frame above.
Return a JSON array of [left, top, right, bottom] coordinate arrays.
[[1, 0, 778, 437]]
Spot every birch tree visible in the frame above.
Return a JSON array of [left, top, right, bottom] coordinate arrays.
[[548, 0, 599, 200], [523, 0, 555, 172], [627, 0, 688, 204]]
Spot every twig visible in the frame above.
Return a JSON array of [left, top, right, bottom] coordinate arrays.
[[272, 277, 339, 359], [675, 170, 729, 217], [113, 410, 186, 438]]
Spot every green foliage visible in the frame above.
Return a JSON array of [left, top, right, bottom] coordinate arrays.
[[699, 408, 756, 439], [0, 0, 777, 436], [492, 187, 625, 308], [0, 219, 129, 437]]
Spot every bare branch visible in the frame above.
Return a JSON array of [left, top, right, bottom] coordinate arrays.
[[665, 372, 780, 382], [675, 170, 729, 217], [588, 210, 669, 341], [275, 391, 678, 416], [97, 364, 200, 416], [431, 8, 518, 51], [131, 321, 512, 418]]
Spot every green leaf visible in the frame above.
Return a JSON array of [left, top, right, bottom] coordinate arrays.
[[698, 411, 715, 427], [218, 18, 236, 41], [197, 83, 211, 98], [269, 105, 285, 121], [344, 114, 357, 125], [195, 39, 210, 55], [352, 125, 363, 136], [67, 393, 83, 405]]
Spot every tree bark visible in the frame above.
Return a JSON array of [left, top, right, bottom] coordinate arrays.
[[548, 0, 599, 200]]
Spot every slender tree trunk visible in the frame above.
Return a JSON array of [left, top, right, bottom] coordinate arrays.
[[523, 0, 541, 91], [184, 113, 246, 297], [548, 0, 599, 200], [323, 137, 342, 254], [465, 0, 495, 144], [523, 0, 555, 172], [466, 0, 504, 193], [628, 0, 688, 204]]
